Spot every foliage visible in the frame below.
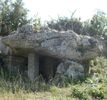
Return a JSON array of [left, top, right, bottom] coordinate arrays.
[[84, 11, 107, 37], [88, 84, 104, 99], [9, 0, 29, 31], [89, 56, 107, 76], [47, 16, 83, 34], [88, 56, 107, 99], [33, 15, 42, 32], [1, 3, 107, 38], [47, 10, 107, 38], [52, 75, 73, 87], [0, 0, 29, 36], [72, 86, 88, 100], [71, 82, 105, 100]]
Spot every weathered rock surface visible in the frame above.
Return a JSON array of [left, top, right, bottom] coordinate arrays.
[[2, 26, 101, 61], [56, 60, 84, 79]]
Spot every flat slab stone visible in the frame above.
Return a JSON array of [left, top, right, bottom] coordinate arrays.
[[2, 29, 101, 61]]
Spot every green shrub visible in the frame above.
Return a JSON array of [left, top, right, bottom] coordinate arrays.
[[52, 75, 73, 87], [72, 86, 88, 100], [89, 84, 104, 99]]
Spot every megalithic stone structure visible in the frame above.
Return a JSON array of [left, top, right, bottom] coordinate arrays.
[[1, 25, 102, 80]]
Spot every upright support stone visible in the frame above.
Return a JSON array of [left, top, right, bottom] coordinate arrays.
[[8, 55, 12, 74], [28, 53, 39, 81], [8, 50, 12, 74]]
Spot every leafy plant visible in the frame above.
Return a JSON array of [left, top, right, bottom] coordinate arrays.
[[72, 86, 88, 100], [89, 84, 104, 99], [33, 15, 41, 32], [47, 16, 83, 34], [0, 0, 29, 36]]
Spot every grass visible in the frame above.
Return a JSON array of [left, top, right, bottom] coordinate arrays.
[[0, 56, 107, 100]]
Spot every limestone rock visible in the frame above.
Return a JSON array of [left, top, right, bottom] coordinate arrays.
[[56, 60, 84, 79], [2, 27, 101, 61]]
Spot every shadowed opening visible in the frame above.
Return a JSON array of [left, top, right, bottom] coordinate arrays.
[[39, 54, 60, 81]]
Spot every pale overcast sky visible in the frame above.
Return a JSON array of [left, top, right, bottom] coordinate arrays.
[[23, 0, 107, 22]]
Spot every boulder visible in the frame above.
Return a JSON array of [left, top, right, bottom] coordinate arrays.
[[56, 60, 84, 79]]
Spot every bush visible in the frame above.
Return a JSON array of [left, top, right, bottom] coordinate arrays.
[[47, 16, 83, 34], [72, 86, 88, 100], [89, 84, 104, 99]]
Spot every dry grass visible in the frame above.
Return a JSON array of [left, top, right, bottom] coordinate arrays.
[[0, 56, 107, 100], [0, 87, 72, 100]]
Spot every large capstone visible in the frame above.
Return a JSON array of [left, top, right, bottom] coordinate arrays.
[[2, 29, 101, 61]]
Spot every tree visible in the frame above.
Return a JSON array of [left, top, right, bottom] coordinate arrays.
[[10, 0, 29, 31], [0, 0, 11, 35], [33, 15, 41, 32], [0, 0, 29, 36], [85, 11, 107, 37]]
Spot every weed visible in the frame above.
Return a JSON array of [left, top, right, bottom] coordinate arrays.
[[72, 86, 88, 100]]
